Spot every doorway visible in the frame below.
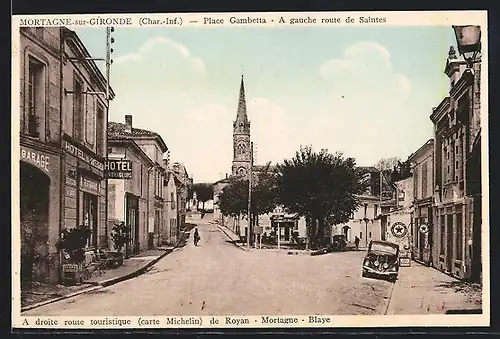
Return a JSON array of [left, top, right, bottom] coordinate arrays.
[[20, 162, 50, 285], [446, 214, 454, 272]]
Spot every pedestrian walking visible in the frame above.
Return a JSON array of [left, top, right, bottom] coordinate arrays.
[[354, 236, 360, 251], [194, 227, 201, 246]]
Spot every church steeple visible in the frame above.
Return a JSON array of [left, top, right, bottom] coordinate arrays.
[[232, 74, 251, 177], [233, 74, 250, 134]]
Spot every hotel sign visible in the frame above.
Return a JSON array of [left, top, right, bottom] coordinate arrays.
[[105, 159, 133, 179], [63, 138, 104, 171]]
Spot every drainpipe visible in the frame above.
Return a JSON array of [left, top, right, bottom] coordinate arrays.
[[58, 28, 65, 282]]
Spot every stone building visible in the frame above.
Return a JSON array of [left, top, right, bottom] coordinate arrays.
[[408, 139, 435, 266], [332, 195, 383, 248], [171, 162, 192, 234], [107, 121, 155, 256], [60, 27, 113, 254], [430, 46, 482, 281], [19, 27, 64, 284], [108, 115, 168, 249], [164, 170, 179, 245]]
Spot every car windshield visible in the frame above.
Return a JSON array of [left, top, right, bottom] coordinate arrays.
[[370, 242, 398, 255]]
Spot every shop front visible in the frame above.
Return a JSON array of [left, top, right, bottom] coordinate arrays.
[[62, 134, 106, 250], [413, 198, 433, 266], [125, 193, 140, 256], [270, 214, 298, 244], [19, 139, 61, 284]]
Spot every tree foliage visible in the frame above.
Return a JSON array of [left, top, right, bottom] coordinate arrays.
[[193, 183, 214, 210], [276, 146, 365, 249], [218, 163, 278, 219], [56, 225, 92, 263]]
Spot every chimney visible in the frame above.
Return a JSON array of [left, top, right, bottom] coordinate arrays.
[[125, 115, 132, 133]]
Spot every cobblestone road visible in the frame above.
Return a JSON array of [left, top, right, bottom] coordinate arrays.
[[23, 220, 394, 316]]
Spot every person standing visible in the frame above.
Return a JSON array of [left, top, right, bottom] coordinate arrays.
[[354, 236, 360, 251], [194, 227, 201, 246]]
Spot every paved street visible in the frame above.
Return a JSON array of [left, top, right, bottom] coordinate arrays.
[[23, 219, 394, 316]]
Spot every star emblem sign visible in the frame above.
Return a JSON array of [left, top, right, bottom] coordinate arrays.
[[391, 222, 407, 238]]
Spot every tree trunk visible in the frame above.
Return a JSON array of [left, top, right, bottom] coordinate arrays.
[[317, 217, 325, 248], [309, 217, 319, 249], [202, 201, 205, 211]]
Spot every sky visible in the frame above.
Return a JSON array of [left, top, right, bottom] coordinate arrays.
[[75, 26, 457, 183]]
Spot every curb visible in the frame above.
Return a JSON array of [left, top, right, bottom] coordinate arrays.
[[215, 224, 248, 251], [21, 231, 189, 313], [99, 230, 189, 287], [21, 284, 102, 313], [383, 278, 398, 315]]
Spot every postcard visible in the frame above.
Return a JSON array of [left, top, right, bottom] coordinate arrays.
[[11, 10, 489, 330]]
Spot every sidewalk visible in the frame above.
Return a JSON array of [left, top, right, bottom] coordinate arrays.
[[21, 232, 189, 312], [213, 222, 248, 251], [386, 260, 482, 314]]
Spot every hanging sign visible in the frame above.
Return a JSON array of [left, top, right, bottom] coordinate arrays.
[[105, 159, 133, 179], [419, 224, 429, 234]]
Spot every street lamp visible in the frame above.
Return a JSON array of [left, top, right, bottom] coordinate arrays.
[[452, 25, 482, 69]]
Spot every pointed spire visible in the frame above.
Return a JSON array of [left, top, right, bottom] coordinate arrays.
[[235, 74, 249, 129]]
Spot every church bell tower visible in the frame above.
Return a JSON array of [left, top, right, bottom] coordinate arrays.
[[232, 75, 252, 177]]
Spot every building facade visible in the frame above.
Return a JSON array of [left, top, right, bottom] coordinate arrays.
[[164, 171, 179, 245], [106, 137, 154, 256], [61, 27, 112, 256], [409, 139, 435, 266], [171, 162, 191, 234], [108, 115, 168, 250], [332, 195, 382, 248], [430, 46, 482, 281], [19, 27, 64, 284]]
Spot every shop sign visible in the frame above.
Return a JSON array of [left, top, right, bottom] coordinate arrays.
[[63, 138, 104, 171], [20, 147, 50, 173], [79, 176, 100, 195], [105, 159, 133, 179]]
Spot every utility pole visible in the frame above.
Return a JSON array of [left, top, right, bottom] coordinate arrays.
[[247, 142, 253, 248]]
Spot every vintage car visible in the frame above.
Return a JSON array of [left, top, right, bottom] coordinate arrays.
[[361, 240, 400, 282]]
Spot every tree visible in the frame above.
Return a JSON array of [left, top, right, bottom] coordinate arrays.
[[193, 183, 214, 211], [375, 157, 413, 199], [276, 145, 364, 249], [218, 163, 278, 227]]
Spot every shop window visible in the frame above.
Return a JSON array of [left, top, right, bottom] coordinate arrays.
[[82, 193, 98, 247], [171, 193, 175, 210], [26, 57, 45, 138]]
